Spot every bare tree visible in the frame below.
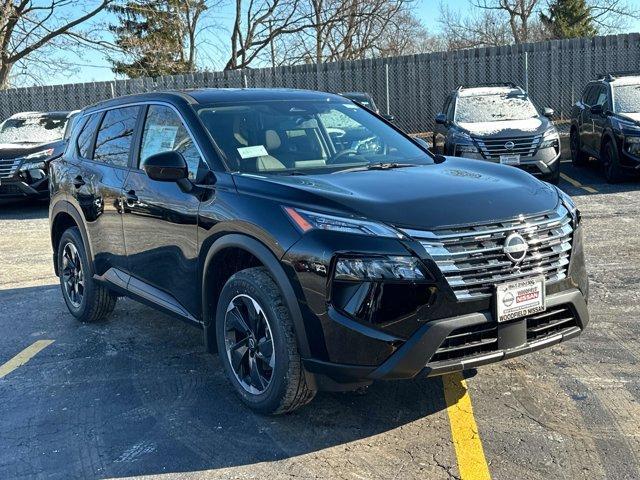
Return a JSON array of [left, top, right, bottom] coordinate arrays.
[[0, 0, 113, 89], [439, 0, 640, 50], [225, 0, 314, 69]]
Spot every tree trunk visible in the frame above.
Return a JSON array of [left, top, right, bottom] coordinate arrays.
[[0, 62, 12, 90]]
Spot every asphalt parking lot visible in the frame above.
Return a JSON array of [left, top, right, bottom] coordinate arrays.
[[1, 160, 639, 480]]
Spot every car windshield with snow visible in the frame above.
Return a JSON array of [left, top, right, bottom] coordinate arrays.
[[432, 83, 561, 184]]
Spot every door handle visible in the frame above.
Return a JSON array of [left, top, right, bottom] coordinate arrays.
[[73, 176, 85, 188]]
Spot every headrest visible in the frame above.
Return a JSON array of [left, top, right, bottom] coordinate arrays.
[[265, 130, 281, 150]]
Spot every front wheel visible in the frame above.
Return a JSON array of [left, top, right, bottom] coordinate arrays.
[[215, 267, 315, 414], [570, 129, 588, 167], [602, 141, 625, 184], [57, 227, 116, 322]]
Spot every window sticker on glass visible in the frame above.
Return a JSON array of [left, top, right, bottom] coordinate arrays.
[[238, 145, 268, 159], [143, 125, 179, 154]]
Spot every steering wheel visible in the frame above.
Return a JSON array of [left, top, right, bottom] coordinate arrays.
[[327, 149, 360, 165]]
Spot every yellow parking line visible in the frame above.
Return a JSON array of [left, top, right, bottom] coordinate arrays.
[[560, 173, 598, 194], [0, 340, 54, 379], [443, 372, 492, 480]]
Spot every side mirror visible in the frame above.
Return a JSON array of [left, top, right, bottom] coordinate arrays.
[[435, 113, 447, 125], [543, 107, 555, 118], [142, 151, 188, 182], [590, 104, 604, 116], [381, 113, 395, 122]]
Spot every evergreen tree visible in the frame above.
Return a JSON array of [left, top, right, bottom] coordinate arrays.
[[541, 0, 597, 39], [109, 0, 193, 78]]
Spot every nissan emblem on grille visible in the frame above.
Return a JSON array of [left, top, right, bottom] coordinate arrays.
[[504, 141, 515, 150], [503, 233, 528, 263]]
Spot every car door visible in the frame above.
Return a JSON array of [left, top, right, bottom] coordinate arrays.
[[578, 85, 596, 154], [70, 108, 139, 276], [591, 85, 611, 155], [121, 104, 205, 316]]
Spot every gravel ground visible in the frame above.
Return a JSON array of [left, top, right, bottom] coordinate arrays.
[[0, 160, 639, 480]]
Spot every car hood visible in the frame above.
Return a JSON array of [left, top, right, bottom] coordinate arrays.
[[457, 116, 551, 138], [233, 158, 559, 230], [0, 140, 61, 160]]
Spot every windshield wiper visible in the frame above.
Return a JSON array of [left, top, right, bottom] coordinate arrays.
[[336, 162, 419, 173]]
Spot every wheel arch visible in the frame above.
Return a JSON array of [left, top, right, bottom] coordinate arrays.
[[50, 201, 93, 276], [201, 234, 310, 358]]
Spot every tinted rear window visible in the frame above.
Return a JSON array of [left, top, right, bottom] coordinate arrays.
[[93, 107, 140, 167], [77, 114, 101, 159]]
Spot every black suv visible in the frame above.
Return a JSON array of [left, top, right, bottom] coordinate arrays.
[[0, 110, 77, 202], [570, 73, 640, 183], [49, 89, 589, 414], [433, 84, 561, 183]]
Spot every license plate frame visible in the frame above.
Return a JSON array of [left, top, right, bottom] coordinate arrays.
[[499, 154, 520, 165], [495, 276, 546, 323]]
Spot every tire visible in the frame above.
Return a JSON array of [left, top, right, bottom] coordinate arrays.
[[57, 227, 116, 322], [570, 128, 589, 167], [215, 267, 316, 415], [602, 140, 625, 184]]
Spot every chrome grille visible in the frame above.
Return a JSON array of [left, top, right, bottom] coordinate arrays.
[[0, 158, 20, 178], [405, 206, 573, 301], [474, 135, 541, 159]]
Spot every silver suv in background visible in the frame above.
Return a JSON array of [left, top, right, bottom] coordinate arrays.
[[432, 83, 561, 184]]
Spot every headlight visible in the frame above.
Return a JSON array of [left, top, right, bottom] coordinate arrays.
[[451, 131, 479, 155], [283, 207, 402, 238], [540, 128, 560, 149], [19, 160, 46, 172], [557, 187, 581, 226], [24, 148, 54, 160], [334, 256, 427, 281]]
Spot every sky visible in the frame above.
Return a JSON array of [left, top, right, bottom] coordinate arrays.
[[36, 0, 640, 86]]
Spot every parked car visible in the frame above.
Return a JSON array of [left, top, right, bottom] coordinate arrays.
[[570, 73, 640, 183], [49, 88, 588, 414], [0, 110, 79, 202], [340, 91, 395, 122], [432, 83, 561, 184]]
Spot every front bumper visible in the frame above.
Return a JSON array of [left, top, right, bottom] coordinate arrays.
[[304, 288, 588, 383], [456, 147, 561, 178], [0, 176, 49, 201]]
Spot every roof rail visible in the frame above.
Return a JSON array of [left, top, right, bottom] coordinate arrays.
[[457, 82, 521, 90], [597, 71, 640, 81]]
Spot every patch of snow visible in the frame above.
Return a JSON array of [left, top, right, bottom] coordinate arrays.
[[610, 75, 640, 86], [458, 86, 519, 97], [620, 112, 640, 122], [459, 118, 543, 135]]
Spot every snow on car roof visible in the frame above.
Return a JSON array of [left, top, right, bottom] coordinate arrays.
[[7, 111, 72, 120], [458, 86, 520, 97], [610, 75, 640, 86]]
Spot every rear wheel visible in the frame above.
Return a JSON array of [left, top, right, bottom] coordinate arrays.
[[570, 128, 588, 167], [602, 140, 625, 184], [57, 227, 116, 322], [215, 267, 315, 414]]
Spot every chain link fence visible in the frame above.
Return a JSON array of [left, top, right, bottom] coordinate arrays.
[[1, 33, 639, 134]]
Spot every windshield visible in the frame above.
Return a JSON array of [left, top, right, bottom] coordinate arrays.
[[614, 84, 640, 113], [197, 101, 431, 174], [455, 93, 539, 123], [0, 114, 67, 144]]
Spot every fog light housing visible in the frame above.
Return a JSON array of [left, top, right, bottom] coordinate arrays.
[[334, 256, 429, 282]]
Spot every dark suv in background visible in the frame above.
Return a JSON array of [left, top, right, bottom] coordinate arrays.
[[570, 73, 640, 183], [49, 88, 589, 414], [432, 83, 561, 183], [0, 110, 78, 202]]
